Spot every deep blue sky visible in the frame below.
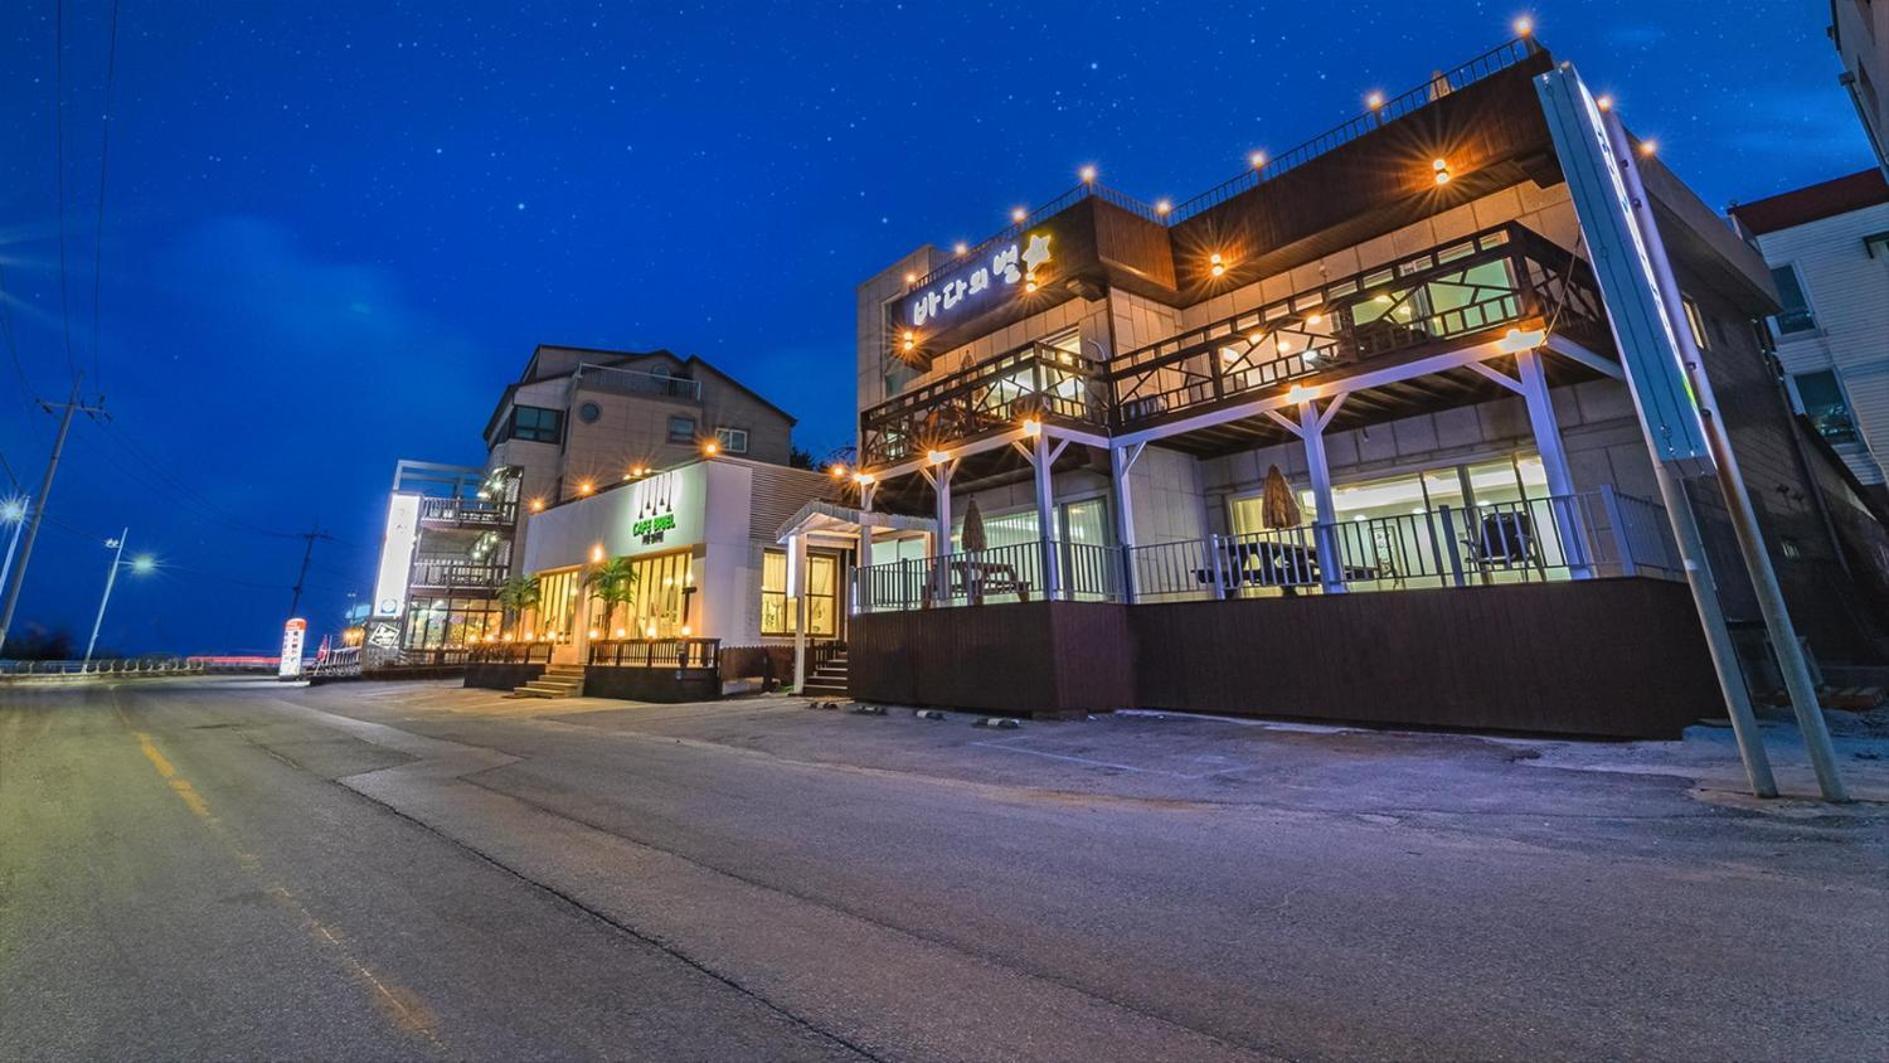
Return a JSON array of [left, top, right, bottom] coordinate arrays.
[[0, 1, 1872, 653]]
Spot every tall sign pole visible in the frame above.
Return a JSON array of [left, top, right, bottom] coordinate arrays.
[[84, 528, 129, 667], [1534, 66, 1784, 798], [1599, 107, 1848, 802], [0, 377, 105, 655]]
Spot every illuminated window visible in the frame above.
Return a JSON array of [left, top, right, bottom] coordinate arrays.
[[1791, 370, 1861, 444], [1681, 296, 1710, 351], [761, 551, 837, 637]]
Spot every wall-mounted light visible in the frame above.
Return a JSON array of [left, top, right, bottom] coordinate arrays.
[[1306, 312, 1324, 326], [1011, 206, 1027, 223], [1025, 274, 1038, 292], [1496, 327, 1547, 353], [1596, 94, 1614, 112], [1513, 15, 1534, 37], [901, 329, 916, 352], [1638, 139, 1658, 158], [1432, 158, 1452, 185], [587, 629, 601, 640], [590, 543, 605, 563], [703, 440, 720, 456], [854, 471, 876, 485], [953, 241, 968, 256], [1209, 252, 1226, 278], [1365, 91, 1385, 111], [828, 463, 848, 479], [1155, 198, 1172, 216], [577, 481, 594, 496], [903, 271, 917, 285], [681, 625, 693, 636], [529, 498, 545, 512], [927, 449, 951, 465], [1021, 417, 1041, 436], [1286, 384, 1310, 404], [1078, 165, 1097, 183], [1249, 151, 1268, 169]]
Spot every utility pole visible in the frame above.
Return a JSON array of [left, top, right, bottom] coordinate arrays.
[[84, 528, 128, 667], [286, 526, 334, 619], [0, 378, 105, 654]]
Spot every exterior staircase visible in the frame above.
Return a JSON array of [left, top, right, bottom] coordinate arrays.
[[802, 650, 849, 698], [512, 663, 587, 699]]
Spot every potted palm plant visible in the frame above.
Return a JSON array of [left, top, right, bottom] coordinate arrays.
[[584, 557, 640, 637], [497, 575, 541, 638]]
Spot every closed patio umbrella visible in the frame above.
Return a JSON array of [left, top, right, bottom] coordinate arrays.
[[1260, 465, 1301, 529], [961, 497, 986, 553]]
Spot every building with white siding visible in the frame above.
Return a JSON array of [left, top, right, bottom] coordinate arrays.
[[1732, 169, 1889, 499], [1831, 0, 1889, 178]]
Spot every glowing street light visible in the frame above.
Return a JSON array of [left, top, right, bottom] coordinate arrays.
[[84, 527, 157, 668], [0, 495, 28, 611]]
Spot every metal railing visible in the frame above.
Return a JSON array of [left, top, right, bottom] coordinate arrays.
[[854, 490, 1681, 613], [1168, 37, 1544, 223], [575, 362, 704, 402], [860, 223, 1609, 462], [903, 182, 1165, 295], [408, 560, 509, 591], [418, 496, 518, 526], [860, 341, 1106, 466], [587, 637, 721, 671], [1108, 224, 1607, 430], [0, 656, 207, 676]]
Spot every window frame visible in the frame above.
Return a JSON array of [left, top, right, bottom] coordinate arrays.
[[509, 405, 564, 444], [1768, 264, 1817, 335], [1788, 369, 1863, 445], [760, 549, 839, 637], [666, 415, 697, 444], [715, 427, 750, 454]]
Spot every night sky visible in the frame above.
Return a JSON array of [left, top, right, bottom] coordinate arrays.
[[0, 1, 1872, 654]]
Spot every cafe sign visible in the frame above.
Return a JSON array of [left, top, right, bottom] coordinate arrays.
[[900, 232, 1052, 331], [632, 511, 677, 544]]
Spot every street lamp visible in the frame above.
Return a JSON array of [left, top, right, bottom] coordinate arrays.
[[84, 527, 157, 668], [0, 496, 28, 618]]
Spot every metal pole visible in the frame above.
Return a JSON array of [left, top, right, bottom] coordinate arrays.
[[84, 528, 129, 668], [1607, 111, 1841, 801], [0, 500, 27, 612], [0, 378, 96, 654]]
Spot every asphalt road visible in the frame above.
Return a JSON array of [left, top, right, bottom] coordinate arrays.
[[2, 677, 1884, 1062]]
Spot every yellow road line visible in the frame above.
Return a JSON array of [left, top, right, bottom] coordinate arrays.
[[127, 719, 445, 1051]]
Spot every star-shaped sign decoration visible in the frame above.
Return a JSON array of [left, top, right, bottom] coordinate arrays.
[[1021, 233, 1052, 275]]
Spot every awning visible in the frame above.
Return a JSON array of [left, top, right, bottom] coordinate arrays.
[[775, 500, 936, 545]]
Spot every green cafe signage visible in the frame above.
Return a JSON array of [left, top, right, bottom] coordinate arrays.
[[633, 512, 677, 543]]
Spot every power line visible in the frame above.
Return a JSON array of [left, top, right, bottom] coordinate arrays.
[[51, 0, 76, 383], [88, 0, 122, 394]]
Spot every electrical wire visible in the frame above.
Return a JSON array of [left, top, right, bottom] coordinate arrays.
[[88, 0, 122, 394], [52, 0, 77, 383]]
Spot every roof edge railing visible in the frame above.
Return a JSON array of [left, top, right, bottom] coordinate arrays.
[[902, 35, 1544, 295]]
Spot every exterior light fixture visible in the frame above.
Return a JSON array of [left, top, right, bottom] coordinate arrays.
[[1286, 384, 1310, 403], [901, 330, 916, 352], [1249, 150, 1267, 169], [953, 241, 969, 256], [129, 554, 157, 576], [927, 449, 951, 465], [1496, 327, 1547, 353], [854, 471, 876, 485], [1596, 94, 1614, 112], [588, 629, 601, 640], [1021, 417, 1041, 436], [903, 271, 917, 285], [1638, 139, 1658, 157], [1365, 91, 1385, 111], [529, 498, 545, 513], [1432, 158, 1451, 185], [681, 625, 692, 636], [645, 625, 658, 637], [1078, 165, 1097, 183], [1011, 206, 1027, 223], [703, 440, 720, 456], [1155, 198, 1172, 216], [614, 627, 627, 638], [1513, 15, 1533, 37], [577, 481, 594, 496], [622, 472, 633, 481], [1025, 274, 1038, 292], [1306, 312, 1324, 325], [1209, 252, 1226, 278], [590, 544, 605, 563], [828, 463, 848, 479]]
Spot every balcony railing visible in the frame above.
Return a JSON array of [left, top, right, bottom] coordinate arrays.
[[854, 490, 1681, 613], [575, 362, 704, 402], [408, 561, 509, 591], [418, 496, 517, 527], [1108, 224, 1606, 430], [860, 341, 1107, 467], [469, 642, 553, 664], [859, 224, 1609, 466]]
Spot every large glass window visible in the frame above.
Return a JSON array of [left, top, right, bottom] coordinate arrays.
[[585, 551, 696, 638], [403, 596, 503, 650], [1792, 370, 1861, 444], [1769, 265, 1816, 334], [761, 552, 838, 637], [509, 405, 563, 443]]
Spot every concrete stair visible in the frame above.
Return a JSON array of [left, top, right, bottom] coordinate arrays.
[[802, 652, 849, 698], [513, 664, 587, 699]]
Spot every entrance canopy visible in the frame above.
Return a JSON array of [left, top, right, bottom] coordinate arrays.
[[775, 500, 936, 546]]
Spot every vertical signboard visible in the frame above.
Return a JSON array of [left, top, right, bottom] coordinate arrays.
[[1534, 63, 1715, 475], [278, 617, 307, 679], [373, 493, 421, 617]]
